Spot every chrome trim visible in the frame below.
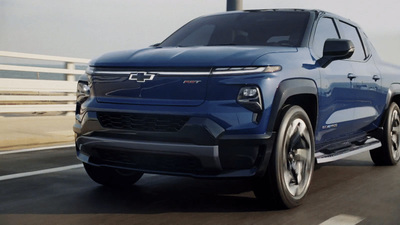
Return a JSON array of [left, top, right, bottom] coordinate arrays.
[[128, 72, 155, 82], [92, 71, 132, 75], [92, 71, 211, 76], [90, 66, 276, 76], [157, 71, 211, 76]]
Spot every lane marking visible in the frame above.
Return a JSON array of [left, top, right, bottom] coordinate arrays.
[[0, 144, 75, 155], [320, 214, 365, 225], [0, 164, 83, 181]]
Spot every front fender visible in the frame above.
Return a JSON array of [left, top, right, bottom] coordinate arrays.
[[266, 78, 318, 135]]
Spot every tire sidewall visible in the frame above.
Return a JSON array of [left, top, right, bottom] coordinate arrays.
[[385, 102, 400, 164], [274, 105, 315, 207]]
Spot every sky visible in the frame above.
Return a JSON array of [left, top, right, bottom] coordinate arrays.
[[1, 0, 400, 64]]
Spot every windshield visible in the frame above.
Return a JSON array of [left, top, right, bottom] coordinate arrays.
[[160, 11, 310, 47]]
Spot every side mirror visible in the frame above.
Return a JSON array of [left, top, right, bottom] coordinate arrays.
[[317, 39, 355, 68]]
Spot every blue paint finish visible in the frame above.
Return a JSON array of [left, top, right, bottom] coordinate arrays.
[[75, 9, 400, 178], [91, 46, 297, 68]]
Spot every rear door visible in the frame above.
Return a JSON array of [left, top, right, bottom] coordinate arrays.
[[337, 21, 385, 133]]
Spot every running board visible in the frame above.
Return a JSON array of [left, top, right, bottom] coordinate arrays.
[[316, 138, 381, 164]]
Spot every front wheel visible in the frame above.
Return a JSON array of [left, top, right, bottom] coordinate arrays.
[[370, 102, 400, 165], [83, 163, 144, 187], [254, 105, 315, 208]]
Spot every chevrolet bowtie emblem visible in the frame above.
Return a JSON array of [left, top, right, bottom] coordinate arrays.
[[129, 72, 155, 83]]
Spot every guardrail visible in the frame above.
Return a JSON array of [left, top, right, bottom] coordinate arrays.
[[0, 51, 90, 114]]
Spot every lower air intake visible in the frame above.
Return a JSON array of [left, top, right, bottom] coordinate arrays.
[[97, 112, 189, 132]]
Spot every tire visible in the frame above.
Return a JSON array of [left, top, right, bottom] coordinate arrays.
[[83, 163, 143, 187], [254, 105, 315, 208], [370, 102, 400, 166]]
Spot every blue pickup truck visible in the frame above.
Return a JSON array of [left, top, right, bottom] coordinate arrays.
[[74, 9, 400, 208]]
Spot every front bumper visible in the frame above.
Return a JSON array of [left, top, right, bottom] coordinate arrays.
[[74, 111, 275, 178]]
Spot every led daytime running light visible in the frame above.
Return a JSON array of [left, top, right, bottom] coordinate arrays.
[[212, 66, 281, 75]]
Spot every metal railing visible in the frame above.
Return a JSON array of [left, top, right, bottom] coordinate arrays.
[[0, 51, 90, 114]]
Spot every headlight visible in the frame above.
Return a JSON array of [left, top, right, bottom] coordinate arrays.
[[237, 86, 263, 113], [76, 80, 91, 121], [76, 81, 90, 104]]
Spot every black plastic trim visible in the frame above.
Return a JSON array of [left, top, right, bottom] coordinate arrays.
[[76, 132, 276, 178], [266, 79, 318, 135], [386, 84, 400, 110]]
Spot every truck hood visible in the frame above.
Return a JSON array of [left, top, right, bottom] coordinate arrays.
[[90, 46, 297, 68], [90, 46, 297, 107]]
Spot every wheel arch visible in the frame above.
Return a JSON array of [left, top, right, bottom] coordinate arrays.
[[387, 84, 400, 108], [380, 83, 400, 127], [266, 79, 318, 135]]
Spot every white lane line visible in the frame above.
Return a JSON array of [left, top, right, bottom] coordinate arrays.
[[0, 164, 83, 181], [320, 214, 365, 225], [0, 144, 75, 155]]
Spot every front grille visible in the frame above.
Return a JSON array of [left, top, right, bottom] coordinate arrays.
[[97, 112, 189, 132]]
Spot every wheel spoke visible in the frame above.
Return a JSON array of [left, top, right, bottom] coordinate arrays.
[[290, 161, 299, 184], [392, 110, 399, 124], [391, 121, 400, 135], [284, 169, 295, 185], [289, 121, 309, 150], [289, 129, 301, 150], [394, 149, 400, 160], [283, 170, 298, 196], [295, 148, 309, 162], [294, 161, 303, 184], [281, 115, 313, 198], [392, 134, 399, 150]]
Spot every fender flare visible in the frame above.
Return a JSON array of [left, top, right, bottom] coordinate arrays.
[[266, 78, 318, 135], [385, 83, 400, 109]]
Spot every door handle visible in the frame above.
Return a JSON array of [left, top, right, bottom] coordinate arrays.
[[347, 73, 357, 81], [373, 75, 381, 81]]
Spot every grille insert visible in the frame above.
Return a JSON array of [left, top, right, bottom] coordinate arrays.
[[94, 148, 203, 173], [97, 112, 189, 132]]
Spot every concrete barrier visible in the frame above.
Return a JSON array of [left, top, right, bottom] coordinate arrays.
[[0, 51, 89, 114], [0, 115, 75, 151]]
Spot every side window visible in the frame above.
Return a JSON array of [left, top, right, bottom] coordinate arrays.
[[360, 31, 371, 57], [339, 22, 367, 61], [313, 17, 339, 58]]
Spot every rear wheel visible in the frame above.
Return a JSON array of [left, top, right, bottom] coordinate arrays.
[[370, 102, 400, 165], [254, 105, 315, 208], [83, 163, 143, 187]]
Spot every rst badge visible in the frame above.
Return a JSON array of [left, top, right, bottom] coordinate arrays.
[[129, 72, 155, 83], [183, 80, 202, 84]]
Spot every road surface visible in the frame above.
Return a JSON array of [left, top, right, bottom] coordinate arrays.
[[0, 146, 399, 225]]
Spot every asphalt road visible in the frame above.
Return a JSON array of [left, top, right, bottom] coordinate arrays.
[[0, 146, 399, 225]]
